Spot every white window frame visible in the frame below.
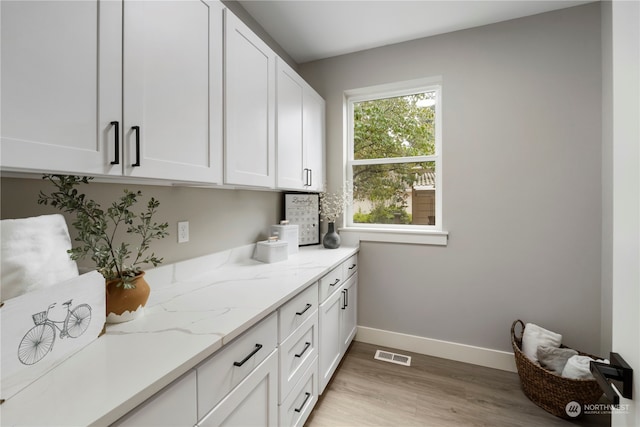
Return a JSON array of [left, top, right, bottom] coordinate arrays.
[[341, 77, 448, 246]]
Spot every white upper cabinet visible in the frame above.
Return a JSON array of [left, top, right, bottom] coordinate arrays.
[[1, 0, 223, 184], [302, 86, 326, 192], [276, 59, 325, 192], [1, 0, 121, 176], [2, 1, 322, 190], [276, 60, 305, 190], [224, 10, 276, 188], [123, 0, 223, 183]]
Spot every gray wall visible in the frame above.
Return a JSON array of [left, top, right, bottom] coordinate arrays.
[[0, 177, 282, 271], [300, 3, 603, 354]]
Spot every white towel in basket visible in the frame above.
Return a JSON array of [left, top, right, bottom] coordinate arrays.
[[562, 355, 595, 379], [1, 214, 79, 301], [522, 323, 562, 363]]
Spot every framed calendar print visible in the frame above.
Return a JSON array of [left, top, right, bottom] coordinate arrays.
[[284, 193, 320, 246]]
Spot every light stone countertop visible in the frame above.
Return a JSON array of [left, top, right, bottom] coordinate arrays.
[[0, 244, 359, 427]]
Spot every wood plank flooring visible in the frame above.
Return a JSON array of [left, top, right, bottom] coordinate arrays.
[[306, 341, 611, 427]]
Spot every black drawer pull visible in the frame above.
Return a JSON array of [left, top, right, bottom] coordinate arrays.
[[348, 264, 356, 270], [233, 343, 262, 367], [110, 121, 119, 165], [330, 278, 340, 287], [131, 126, 141, 167], [296, 303, 312, 316], [294, 392, 311, 413], [294, 342, 311, 358]]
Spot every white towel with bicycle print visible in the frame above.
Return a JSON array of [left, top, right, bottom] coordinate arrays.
[[0, 270, 105, 402]]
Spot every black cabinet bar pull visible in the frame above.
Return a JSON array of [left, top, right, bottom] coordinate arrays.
[[131, 126, 141, 167], [348, 264, 356, 270], [110, 121, 120, 165], [330, 278, 340, 287], [308, 169, 312, 187], [296, 303, 312, 316], [294, 341, 311, 358], [341, 289, 348, 310], [233, 343, 263, 367], [294, 392, 311, 413], [303, 168, 310, 186]]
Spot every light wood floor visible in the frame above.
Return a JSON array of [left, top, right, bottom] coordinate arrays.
[[306, 341, 611, 427]]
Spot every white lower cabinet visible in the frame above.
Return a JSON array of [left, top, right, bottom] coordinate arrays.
[[112, 253, 357, 427], [277, 283, 319, 427], [197, 350, 279, 427], [279, 357, 318, 427], [318, 260, 358, 394], [196, 313, 278, 418], [341, 273, 358, 351], [111, 370, 198, 427]]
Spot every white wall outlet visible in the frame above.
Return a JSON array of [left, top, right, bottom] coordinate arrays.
[[177, 221, 189, 243]]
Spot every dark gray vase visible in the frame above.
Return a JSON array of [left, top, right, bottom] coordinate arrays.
[[323, 222, 341, 249]]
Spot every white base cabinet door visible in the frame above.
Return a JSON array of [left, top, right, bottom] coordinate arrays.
[[1, 0, 121, 176], [341, 273, 358, 350], [318, 284, 343, 393], [197, 350, 279, 427], [112, 370, 197, 427], [318, 263, 358, 394]]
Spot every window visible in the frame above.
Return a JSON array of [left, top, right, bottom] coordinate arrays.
[[345, 78, 443, 237]]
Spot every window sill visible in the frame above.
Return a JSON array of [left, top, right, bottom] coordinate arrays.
[[338, 227, 448, 246]]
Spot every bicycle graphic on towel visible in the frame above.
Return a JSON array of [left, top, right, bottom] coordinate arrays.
[[17, 300, 92, 365]]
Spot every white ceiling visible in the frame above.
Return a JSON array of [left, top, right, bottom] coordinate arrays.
[[236, 0, 594, 64]]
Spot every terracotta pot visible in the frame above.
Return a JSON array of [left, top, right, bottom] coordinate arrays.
[[105, 272, 150, 323]]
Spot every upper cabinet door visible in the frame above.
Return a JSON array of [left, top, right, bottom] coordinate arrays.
[[224, 11, 276, 188], [276, 60, 305, 190], [123, 0, 223, 183], [0, 0, 122, 175], [303, 88, 326, 192], [275, 59, 326, 192]]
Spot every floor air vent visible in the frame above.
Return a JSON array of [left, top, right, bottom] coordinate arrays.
[[374, 349, 412, 366]]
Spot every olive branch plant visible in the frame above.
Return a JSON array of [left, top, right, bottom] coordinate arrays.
[[38, 175, 169, 289]]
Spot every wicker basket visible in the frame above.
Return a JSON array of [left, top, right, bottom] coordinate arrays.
[[511, 320, 603, 418]]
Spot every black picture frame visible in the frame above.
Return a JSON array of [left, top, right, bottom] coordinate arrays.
[[283, 192, 320, 246]]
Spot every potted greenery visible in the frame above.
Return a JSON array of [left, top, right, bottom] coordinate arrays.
[[38, 175, 169, 323]]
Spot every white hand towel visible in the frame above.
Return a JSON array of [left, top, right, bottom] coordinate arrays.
[[1, 214, 79, 301], [537, 346, 578, 374], [522, 323, 562, 363], [562, 355, 595, 379]]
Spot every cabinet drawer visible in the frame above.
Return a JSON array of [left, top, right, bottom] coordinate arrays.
[[196, 312, 277, 419], [197, 349, 279, 427], [278, 282, 318, 341], [318, 265, 343, 303], [279, 357, 318, 427], [342, 255, 358, 280], [279, 312, 318, 403]]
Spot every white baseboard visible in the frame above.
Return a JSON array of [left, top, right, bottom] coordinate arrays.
[[355, 326, 517, 373]]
